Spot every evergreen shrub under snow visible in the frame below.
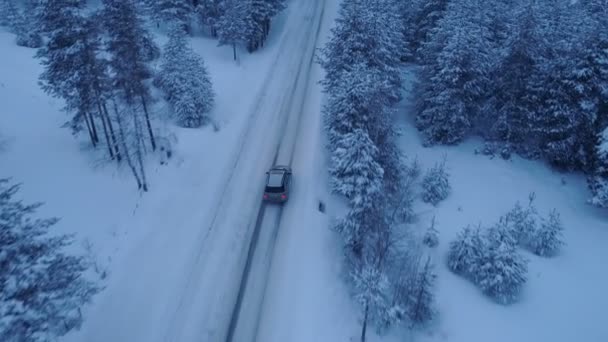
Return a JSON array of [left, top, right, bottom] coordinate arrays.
[[421, 158, 451, 206]]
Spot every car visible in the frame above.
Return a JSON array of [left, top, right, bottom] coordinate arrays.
[[263, 165, 292, 203]]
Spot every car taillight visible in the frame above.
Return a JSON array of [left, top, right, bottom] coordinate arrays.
[[281, 194, 286, 199], [263, 194, 268, 199]]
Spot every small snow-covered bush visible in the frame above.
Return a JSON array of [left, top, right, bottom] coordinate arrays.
[[422, 216, 439, 248], [530, 209, 565, 257], [421, 158, 451, 205], [502, 193, 538, 246], [447, 225, 485, 278], [477, 223, 528, 304], [448, 222, 528, 305]]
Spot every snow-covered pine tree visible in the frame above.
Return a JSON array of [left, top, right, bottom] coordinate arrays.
[[477, 222, 528, 304], [447, 225, 485, 279], [407, 256, 436, 326], [329, 128, 384, 207], [415, 0, 492, 145], [157, 25, 215, 128], [36, 0, 102, 146], [102, 0, 157, 152], [0, 179, 100, 341], [152, 0, 194, 32], [421, 158, 451, 206], [350, 258, 391, 342], [216, 0, 250, 61], [530, 209, 565, 257], [196, 0, 224, 37], [12, 0, 43, 48], [0, 0, 19, 30]]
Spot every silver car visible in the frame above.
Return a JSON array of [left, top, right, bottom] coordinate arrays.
[[263, 165, 292, 203]]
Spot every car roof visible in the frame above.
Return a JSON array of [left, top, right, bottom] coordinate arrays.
[[270, 165, 290, 172], [267, 171, 285, 187]]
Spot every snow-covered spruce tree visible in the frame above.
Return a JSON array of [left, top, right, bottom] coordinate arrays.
[[421, 158, 451, 206], [529, 1, 595, 170], [318, 0, 403, 105], [530, 209, 565, 257], [156, 25, 214, 128], [329, 128, 384, 208], [216, 0, 250, 61], [415, 0, 492, 145], [489, 2, 548, 151], [0, 0, 9, 26], [323, 63, 392, 148], [196, 0, 224, 37], [409, 0, 448, 60], [477, 222, 528, 305], [423, 216, 439, 248], [447, 225, 485, 279], [569, 0, 608, 173], [243, 0, 285, 52], [407, 256, 437, 326], [0, 179, 100, 341], [589, 128, 608, 207], [151, 0, 194, 32], [395, 0, 421, 61]]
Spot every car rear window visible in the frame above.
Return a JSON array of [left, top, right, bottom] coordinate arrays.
[[267, 172, 284, 187]]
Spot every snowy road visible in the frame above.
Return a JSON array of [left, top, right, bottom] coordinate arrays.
[[225, 1, 327, 341], [160, 1, 328, 341]]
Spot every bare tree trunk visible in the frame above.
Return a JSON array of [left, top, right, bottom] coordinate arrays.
[[87, 111, 100, 144], [97, 104, 114, 159], [101, 101, 122, 162], [360, 303, 369, 342], [139, 95, 156, 151], [83, 111, 97, 147], [232, 42, 237, 61], [112, 100, 142, 190], [132, 108, 149, 192]]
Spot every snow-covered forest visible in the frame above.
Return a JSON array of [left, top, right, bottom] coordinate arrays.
[[0, 0, 287, 341], [319, 0, 606, 340]]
